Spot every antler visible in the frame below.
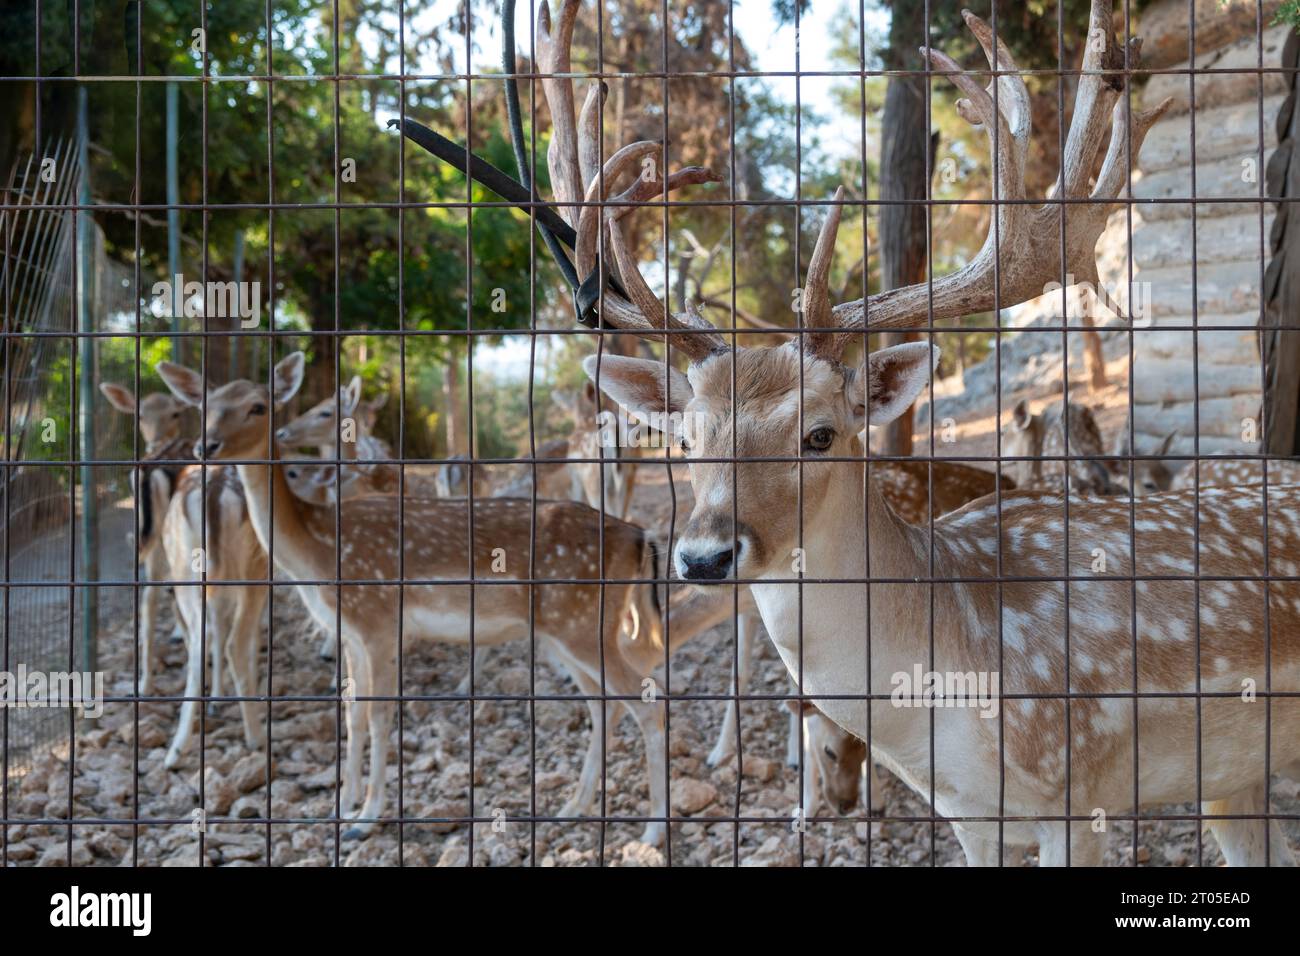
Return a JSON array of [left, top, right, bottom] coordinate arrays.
[[547, 0, 1169, 366], [809, 2, 1173, 360], [536, 0, 725, 361]]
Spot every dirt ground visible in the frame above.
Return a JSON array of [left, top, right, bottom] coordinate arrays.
[[6, 458, 1299, 867]]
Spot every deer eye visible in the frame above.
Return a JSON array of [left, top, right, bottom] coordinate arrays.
[[804, 427, 835, 452], [823, 746, 838, 762], [248, 402, 267, 417], [320, 409, 332, 418]]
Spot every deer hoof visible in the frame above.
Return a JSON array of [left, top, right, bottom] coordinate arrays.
[[341, 825, 371, 842]]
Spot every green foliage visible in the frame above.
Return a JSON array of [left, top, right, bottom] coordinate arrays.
[[1275, 0, 1300, 29]]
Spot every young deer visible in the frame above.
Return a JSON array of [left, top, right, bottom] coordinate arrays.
[[157, 352, 689, 844], [100, 383, 192, 690], [547, 2, 1300, 865], [99, 380, 268, 761], [1003, 398, 1118, 495]]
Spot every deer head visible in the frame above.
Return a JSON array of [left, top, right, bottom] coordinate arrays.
[[157, 352, 306, 461], [273, 375, 363, 450], [547, 2, 1168, 580], [99, 382, 187, 452]]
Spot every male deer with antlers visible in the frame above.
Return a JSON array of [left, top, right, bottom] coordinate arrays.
[[541, 0, 1300, 864]]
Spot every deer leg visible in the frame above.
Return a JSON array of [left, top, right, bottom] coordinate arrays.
[[800, 728, 821, 820], [345, 642, 395, 841], [707, 609, 753, 768], [1205, 787, 1297, 867], [953, 823, 1005, 867], [317, 625, 338, 662], [207, 597, 228, 717], [454, 645, 489, 696], [139, 548, 170, 694], [225, 586, 267, 751], [864, 760, 886, 816], [163, 585, 205, 769], [557, 667, 611, 821], [602, 652, 668, 848], [1037, 821, 1104, 867], [338, 636, 369, 816]]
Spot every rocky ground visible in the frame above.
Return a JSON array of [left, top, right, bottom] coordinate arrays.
[[5, 464, 1299, 867]]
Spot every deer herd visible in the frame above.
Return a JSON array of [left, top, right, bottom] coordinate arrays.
[[92, 0, 1299, 865]]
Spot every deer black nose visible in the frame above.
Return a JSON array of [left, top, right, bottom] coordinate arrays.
[[678, 547, 733, 581], [836, 798, 856, 817], [275, 426, 290, 440], [197, 439, 222, 459]]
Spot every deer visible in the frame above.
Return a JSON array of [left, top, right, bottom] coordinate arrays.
[[1003, 398, 1119, 495], [157, 460, 269, 768], [562, 380, 638, 520], [98, 380, 268, 763], [100, 382, 198, 691], [706, 458, 1013, 819], [545, 0, 1300, 865], [1116, 430, 1300, 497], [157, 351, 716, 845]]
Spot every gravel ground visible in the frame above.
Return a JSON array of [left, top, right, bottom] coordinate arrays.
[[5, 466, 1298, 867]]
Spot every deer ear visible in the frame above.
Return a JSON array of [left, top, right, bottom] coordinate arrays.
[[99, 382, 137, 414], [582, 355, 692, 437], [851, 343, 938, 429], [1157, 430, 1179, 457], [273, 352, 306, 406], [1011, 399, 1032, 432], [341, 375, 362, 416], [156, 362, 205, 407]]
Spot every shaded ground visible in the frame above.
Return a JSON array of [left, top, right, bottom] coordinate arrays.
[[6, 463, 1299, 866]]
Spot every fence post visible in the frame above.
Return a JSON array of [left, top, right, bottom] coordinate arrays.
[[76, 89, 98, 675]]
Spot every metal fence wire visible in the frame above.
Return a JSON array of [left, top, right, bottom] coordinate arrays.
[[1, 0, 1299, 867]]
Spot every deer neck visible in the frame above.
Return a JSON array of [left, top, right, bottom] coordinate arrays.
[[748, 446, 952, 774], [234, 442, 329, 580]]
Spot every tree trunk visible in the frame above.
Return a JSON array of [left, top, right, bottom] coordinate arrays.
[[443, 347, 463, 456], [878, 0, 931, 455]]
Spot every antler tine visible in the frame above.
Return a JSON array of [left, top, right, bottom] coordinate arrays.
[[825, 0, 1166, 348], [537, 0, 584, 227], [577, 81, 606, 193], [802, 186, 845, 360], [1058, 0, 1125, 199], [575, 140, 659, 279]]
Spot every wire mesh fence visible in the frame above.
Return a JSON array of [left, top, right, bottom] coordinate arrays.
[[1, 0, 1298, 868]]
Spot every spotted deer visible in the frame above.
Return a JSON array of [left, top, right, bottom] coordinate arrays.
[[100, 382, 192, 692], [553, 2, 1300, 865], [1119, 433, 1300, 497], [706, 459, 1012, 818], [99, 380, 268, 762], [158, 352, 702, 845], [1004, 398, 1118, 495]]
